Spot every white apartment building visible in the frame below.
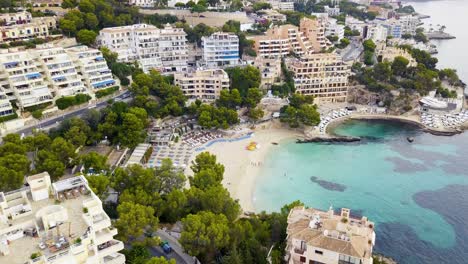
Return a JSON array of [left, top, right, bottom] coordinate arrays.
[[287, 53, 350, 103], [0, 91, 14, 118], [345, 16, 366, 37], [325, 18, 345, 40], [285, 206, 375, 264], [66, 46, 116, 91], [399, 14, 419, 36], [366, 24, 388, 42], [33, 45, 87, 97], [324, 6, 340, 16], [0, 50, 53, 109], [0, 16, 56, 42], [174, 69, 229, 101], [201, 32, 239, 68], [0, 172, 126, 264], [128, 0, 154, 8], [268, 0, 295, 11], [98, 24, 188, 74]]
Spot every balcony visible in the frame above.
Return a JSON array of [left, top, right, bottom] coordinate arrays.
[[95, 227, 118, 245], [103, 253, 126, 264], [97, 240, 124, 257]]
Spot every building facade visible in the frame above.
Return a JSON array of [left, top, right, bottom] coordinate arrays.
[[66, 46, 116, 91], [0, 50, 53, 109], [0, 172, 126, 264], [33, 46, 87, 97], [0, 15, 56, 42], [252, 57, 282, 89], [128, 0, 155, 7], [300, 17, 331, 52], [287, 53, 350, 103], [325, 18, 345, 40], [98, 24, 188, 73], [174, 69, 229, 101], [201, 32, 239, 68], [268, 0, 295, 11], [0, 11, 32, 25], [285, 206, 375, 264], [366, 24, 388, 42], [249, 24, 312, 58]]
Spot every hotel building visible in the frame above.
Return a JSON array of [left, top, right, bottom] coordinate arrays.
[[0, 172, 126, 264], [0, 50, 53, 109], [32, 46, 87, 97], [252, 57, 282, 89], [287, 53, 350, 103], [0, 91, 14, 118], [201, 32, 239, 68], [98, 24, 188, 73], [174, 69, 229, 101], [285, 206, 375, 264], [249, 24, 312, 59], [66, 46, 116, 91], [0, 14, 56, 42], [299, 17, 330, 53]]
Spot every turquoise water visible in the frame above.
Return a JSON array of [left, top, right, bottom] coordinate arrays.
[[254, 120, 468, 263]]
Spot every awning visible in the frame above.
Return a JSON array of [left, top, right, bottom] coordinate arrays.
[[92, 79, 115, 88], [26, 72, 41, 79]]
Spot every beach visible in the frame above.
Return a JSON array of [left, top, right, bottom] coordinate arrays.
[[189, 120, 301, 212]]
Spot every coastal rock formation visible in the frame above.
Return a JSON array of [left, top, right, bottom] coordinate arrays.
[[309, 176, 346, 192], [297, 136, 361, 143]]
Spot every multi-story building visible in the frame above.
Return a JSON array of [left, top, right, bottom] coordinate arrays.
[[324, 5, 341, 16], [66, 46, 116, 91], [345, 16, 366, 37], [174, 69, 229, 101], [366, 24, 388, 42], [0, 172, 126, 264], [0, 91, 14, 118], [300, 17, 331, 52], [268, 0, 295, 11], [399, 14, 419, 36], [325, 18, 345, 40], [128, 0, 155, 8], [98, 24, 188, 73], [0, 49, 53, 109], [0, 11, 32, 25], [285, 206, 375, 264], [252, 57, 282, 89], [0, 16, 56, 42], [249, 24, 312, 58], [287, 53, 350, 103], [33, 45, 87, 97], [378, 18, 402, 38], [201, 32, 239, 68], [259, 9, 287, 23]]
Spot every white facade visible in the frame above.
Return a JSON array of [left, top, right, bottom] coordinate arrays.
[[0, 91, 14, 117], [0, 50, 53, 109], [33, 46, 87, 97], [128, 0, 155, 8], [269, 0, 295, 11], [345, 16, 366, 37], [201, 32, 239, 68], [0, 16, 56, 42], [325, 18, 345, 40], [324, 6, 340, 16], [399, 14, 419, 36], [98, 24, 188, 73], [366, 24, 388, 42], [66, 46, 116, 91], [0, 173, 126, 264]]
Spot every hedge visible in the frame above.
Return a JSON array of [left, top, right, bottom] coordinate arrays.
[[95, 86, 119, 98], [0, 112, 18, 123], [24, 102, 52, 112], [56, 93, 92, 110]]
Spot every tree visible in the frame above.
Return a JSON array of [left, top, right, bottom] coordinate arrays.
[[146, 257, 176, 264], [0, 154, 30, 176], [188, 185, 241, 222], [80, 151, 109, 173], [180, 211, 230, 262], [363, 39, 376, 52], [364, 50, 374, 66], [248, 107, 264, 121], [190, 152, 225, 176], [84, 13, 99, 30], [115, 202, 159, 242], [217, 89, 242, 109], [244, 88, 263, 108], [118, 113, 146, 148], [225, 66, 261, 97], [50, 137, 76, 164], [35, 153, 66, 180], [85, 174, 110, 198], [391, 56, 409, 76], [59, 19, 77, 36], [76, 29, 97, 46], [161, 189, 187, 223], [78, 0, 95, 13], [0, 167, 23, 192]]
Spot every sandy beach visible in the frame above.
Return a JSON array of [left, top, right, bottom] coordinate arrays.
[[189, 121, 301, 212]]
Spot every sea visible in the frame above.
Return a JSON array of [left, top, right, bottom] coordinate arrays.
[[253, 1, 468, 263]]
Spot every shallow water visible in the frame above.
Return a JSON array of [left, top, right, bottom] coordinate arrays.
[[254, 120, 468, 264]]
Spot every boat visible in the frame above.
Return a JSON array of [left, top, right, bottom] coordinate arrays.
[[407, 137, 414, 143], [272, 142, 279, 145]]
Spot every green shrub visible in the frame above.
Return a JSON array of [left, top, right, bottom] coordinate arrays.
[[24, 102, 52, 112], [32, 110, 43, 119], [95, 86, 119, 98], [0, 112, 18, 123], [56, 94, 91, 110]]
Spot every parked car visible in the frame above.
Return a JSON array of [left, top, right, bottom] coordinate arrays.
[[160, 241, 172, 254]]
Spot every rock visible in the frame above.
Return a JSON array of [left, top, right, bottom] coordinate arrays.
[[296, 136, 361, 143]]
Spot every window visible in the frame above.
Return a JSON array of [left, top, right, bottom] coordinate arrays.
[[314, 250, 323, 255], [310, 261, 326, 264], [300, 256, 306, 263]]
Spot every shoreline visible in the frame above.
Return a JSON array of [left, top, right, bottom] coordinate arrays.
[[187, 114, 465, 212]]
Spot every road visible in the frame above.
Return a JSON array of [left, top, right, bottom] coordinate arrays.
[[14, 90, 132, 137], [154, 230, 198, 264]]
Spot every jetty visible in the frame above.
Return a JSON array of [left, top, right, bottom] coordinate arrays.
[[426, 31, 456, 40]]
